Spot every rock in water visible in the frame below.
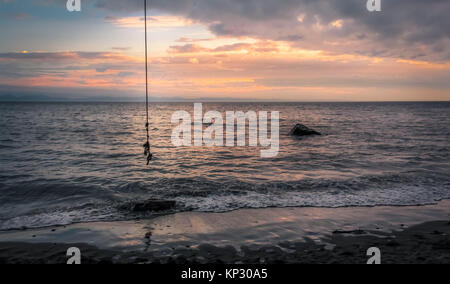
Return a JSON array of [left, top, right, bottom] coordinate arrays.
[[132, 199, 176, 212], [289, 124, 321, 136]]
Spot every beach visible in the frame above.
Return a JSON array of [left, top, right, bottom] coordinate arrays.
[[1, 200, 449, 264]]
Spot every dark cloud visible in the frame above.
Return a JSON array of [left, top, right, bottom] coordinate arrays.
[[175, 37, 214, 43], [111, 47, 132, 51], [0, 52, 137, 65], [93, 0, 450, 61], [0, 51, 118, 60]]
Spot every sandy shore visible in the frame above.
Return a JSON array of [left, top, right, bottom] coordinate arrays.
[[0, 200, 449, 264]]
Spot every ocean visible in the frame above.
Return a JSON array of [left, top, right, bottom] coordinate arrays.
[[0, 102, 449, 230]]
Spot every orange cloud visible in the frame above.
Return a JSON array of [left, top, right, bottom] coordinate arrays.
[[106, 15, 193, 28], [1, 42, 450, 102], [168, 41, 280, 55]]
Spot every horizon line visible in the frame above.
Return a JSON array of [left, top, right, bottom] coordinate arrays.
[[1, 100, 449, 103]]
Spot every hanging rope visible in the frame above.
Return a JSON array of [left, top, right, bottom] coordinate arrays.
[[143, 0, 153, 165]]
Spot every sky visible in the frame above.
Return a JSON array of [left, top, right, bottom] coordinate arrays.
[[0, 0, 449, 102]]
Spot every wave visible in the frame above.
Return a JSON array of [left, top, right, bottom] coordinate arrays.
[[1, 172, 449, 230]]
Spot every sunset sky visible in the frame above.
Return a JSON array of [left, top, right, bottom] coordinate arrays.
[[1, 0, 449, 101]]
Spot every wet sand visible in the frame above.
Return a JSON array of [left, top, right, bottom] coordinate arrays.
[[0, 200, 449, 264]]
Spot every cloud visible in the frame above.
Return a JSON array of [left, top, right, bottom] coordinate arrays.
[[168, 44, 208, 54], [168, 41, 280, 54], [8, 12, 31, 20], [111, 47, 132, 51], [92, 0, 450, 62], [0, 51, 144, 91], [1, 44, 450, 102], [176, 37, 214, 43], [105, 15, 193, 28], [0, 51, 138, 62]]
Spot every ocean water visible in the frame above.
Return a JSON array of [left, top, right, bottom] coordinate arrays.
[[0, 102, 449, 230]]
